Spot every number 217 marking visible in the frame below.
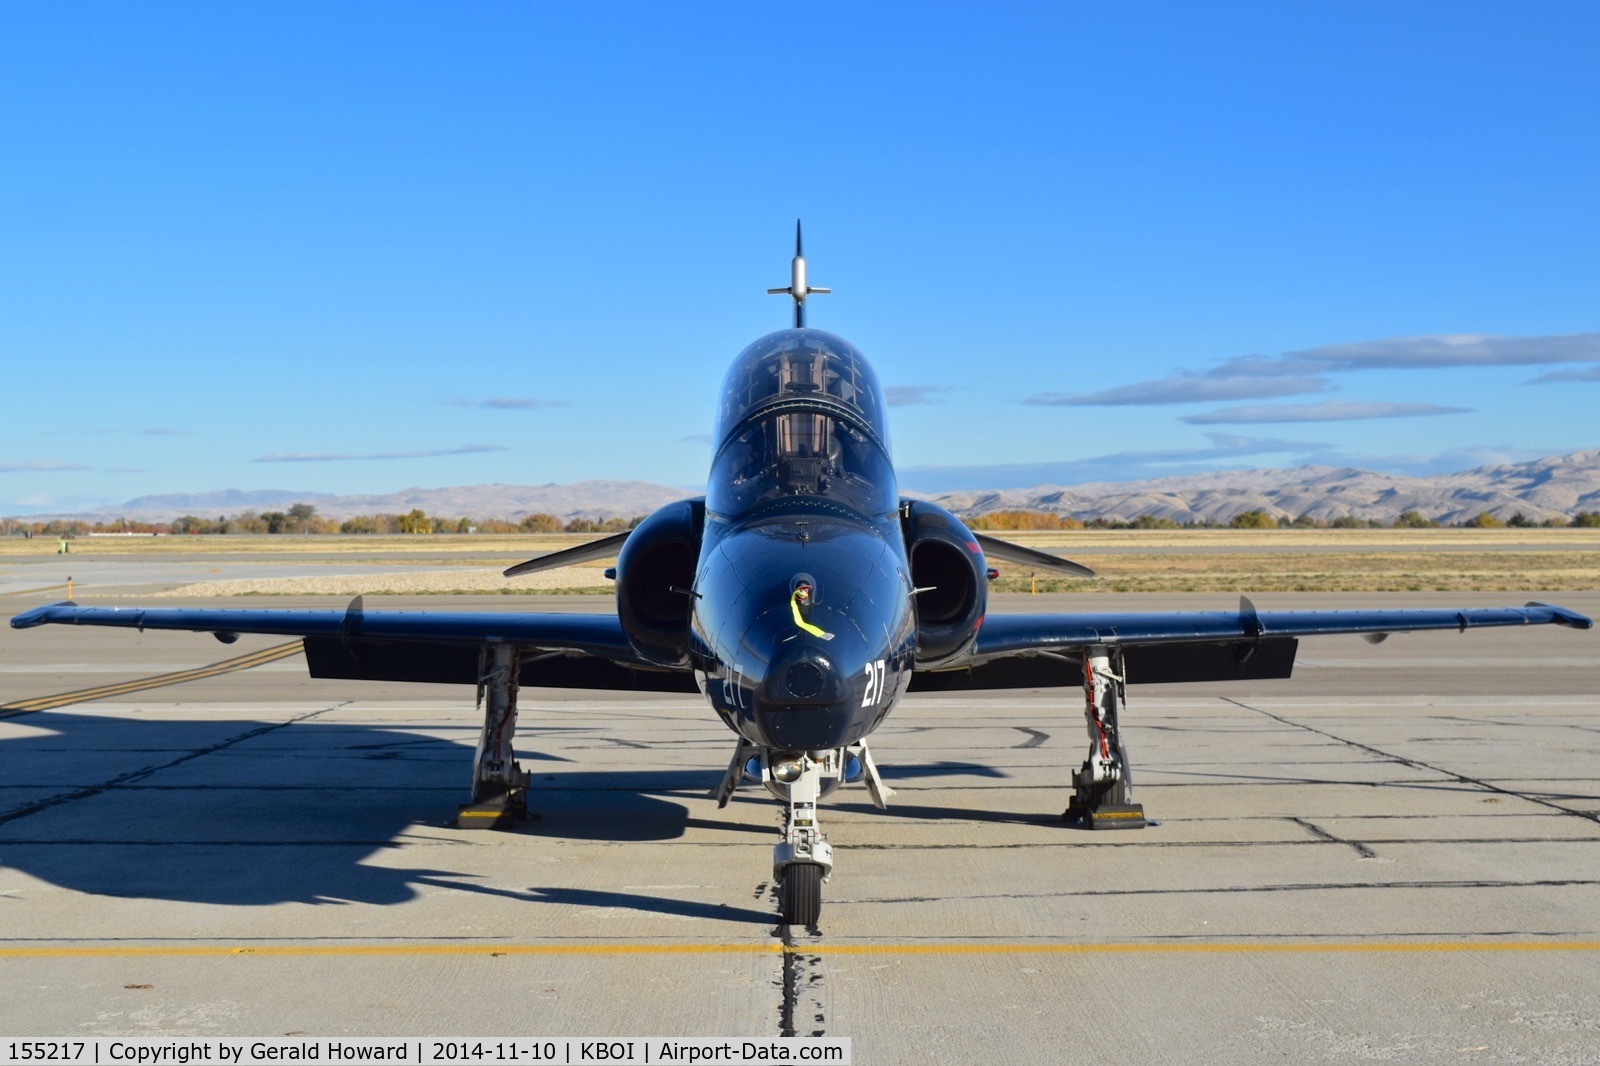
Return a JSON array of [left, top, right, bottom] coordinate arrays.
[[861, 659, 887, 707]]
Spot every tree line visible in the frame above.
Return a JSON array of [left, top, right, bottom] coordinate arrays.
[[3, 504, 646, 538], [7, 505, 1599, 539]]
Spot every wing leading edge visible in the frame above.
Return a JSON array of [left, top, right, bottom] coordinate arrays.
[[10, 601, 633, 652], [971, 600, 1591, 657], [8, 601, 698, 692], [909, 599, 1591, 691]]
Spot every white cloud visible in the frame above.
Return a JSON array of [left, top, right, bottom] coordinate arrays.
[[1283, 333, 1600, 372], [444, 397, 568, 409], [254, 444, 508, 463], [1183, 401, 1470, 424], [1028, 374, 1327, 406], [1030, 331, 1600, 408], [0, 460, 91, 473], [886, 385, 950, 406], [1529, 364, 1600, 384]]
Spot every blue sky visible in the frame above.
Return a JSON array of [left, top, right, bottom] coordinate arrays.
[[2, 2, 1597, 513]]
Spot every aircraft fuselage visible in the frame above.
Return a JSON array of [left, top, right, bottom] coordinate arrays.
[[689, 327, 917, 751], [693, 511, 916, 750]]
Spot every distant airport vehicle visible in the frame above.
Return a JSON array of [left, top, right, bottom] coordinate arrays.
[[12, 225, 1593, 925]]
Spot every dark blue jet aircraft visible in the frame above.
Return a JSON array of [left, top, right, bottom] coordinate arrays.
[[13, 225, 1593, 925]]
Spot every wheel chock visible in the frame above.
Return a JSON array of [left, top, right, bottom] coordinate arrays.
[[1063, 801, 1147, 830], [456, 789, 528, 830]]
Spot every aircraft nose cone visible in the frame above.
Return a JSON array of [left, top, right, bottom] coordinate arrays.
[[761, 645, 846, 707], [756, 644, 853, 750], [783, 659, 827, 700]]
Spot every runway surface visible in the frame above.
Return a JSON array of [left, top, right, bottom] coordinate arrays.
[[2, 592, 1597, 1063]]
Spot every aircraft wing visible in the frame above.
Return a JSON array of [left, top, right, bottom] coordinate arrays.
[[502, 529, 631, 578], [911, 600, 1592, 690], [972, 533, 1095, 578], [9, 600, 698, 692], [971, 600, 1592, 654]]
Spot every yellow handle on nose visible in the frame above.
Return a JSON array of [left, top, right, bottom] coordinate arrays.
[[790, 589, 834, 640]]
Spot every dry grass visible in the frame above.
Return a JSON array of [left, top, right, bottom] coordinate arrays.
[[14, 529, 1599, 595], [0, 533, 597, 558], [996, 551, 1600, 594], [155, 566, 614, 597]]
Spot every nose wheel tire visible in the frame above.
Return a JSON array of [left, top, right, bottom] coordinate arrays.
[[779, 862, 824, 926]]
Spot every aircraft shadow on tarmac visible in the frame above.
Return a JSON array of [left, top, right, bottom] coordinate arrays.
[[406, 878, 778, 925], [830, 798, 1061, 826], [0, 710, 1012, 914], [0, 709, 737, 910]]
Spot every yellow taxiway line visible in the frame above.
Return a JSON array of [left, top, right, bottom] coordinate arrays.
[[0, 640, 304, 716], [2, 940, 1598, 960]]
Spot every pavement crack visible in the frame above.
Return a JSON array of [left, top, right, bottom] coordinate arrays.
[[1222, 697, 1600, 825], [770, 881, 826, 1038], [591, 737, 651, 750], [777, 933, 800, 1038], [1290, 816, 1378, 859], [838, 878, 1600, 904], [776, 929, 826, 1038], [0, 838, 403, 847], [0, 703, 345, 827]]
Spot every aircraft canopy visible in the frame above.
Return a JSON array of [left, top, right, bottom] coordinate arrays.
[[708, 329, 896, 520], [714, 329, 889, 452]]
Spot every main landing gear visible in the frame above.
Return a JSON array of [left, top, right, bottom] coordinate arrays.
[[715, 740, 893, 926], [1063, 645, 1147, 830], [458, 644, 530, 829]]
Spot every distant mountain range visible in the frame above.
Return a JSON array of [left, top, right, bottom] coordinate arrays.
[[923, 449, 1600, 525], [95, 481, 696, 523], [31, 450, 1600, 525]]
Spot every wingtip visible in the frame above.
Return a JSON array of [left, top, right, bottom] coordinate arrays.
[[1526, 601, 1595, 629], [10, 602, 70, 629]]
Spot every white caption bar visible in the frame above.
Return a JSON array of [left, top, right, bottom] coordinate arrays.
[[2, 1040, 850, 1066]]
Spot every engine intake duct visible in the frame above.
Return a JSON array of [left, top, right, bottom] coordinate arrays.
[[615, 498, 705, 667], [901, 499, 987, 665]]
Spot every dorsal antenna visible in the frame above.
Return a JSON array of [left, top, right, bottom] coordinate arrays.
[[766, 219, 830, 328]]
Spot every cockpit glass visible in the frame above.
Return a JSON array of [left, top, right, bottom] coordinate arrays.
[[708, 330, 896, 519], [708, 411, 896, 519], [714, 329, 889, 452]]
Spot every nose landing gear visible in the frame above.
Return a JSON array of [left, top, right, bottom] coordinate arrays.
[[712, 740, 893, 925], [772, 751, 835, 927]]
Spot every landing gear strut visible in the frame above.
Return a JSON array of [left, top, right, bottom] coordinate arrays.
[[713, 741, 891, 925], [772, 752, 834, 927], [1063, 645, 1147, 830], [458, 644, 529, 829]]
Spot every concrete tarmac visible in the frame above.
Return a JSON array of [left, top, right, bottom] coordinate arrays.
[[1, 592, 1597, 1063]]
